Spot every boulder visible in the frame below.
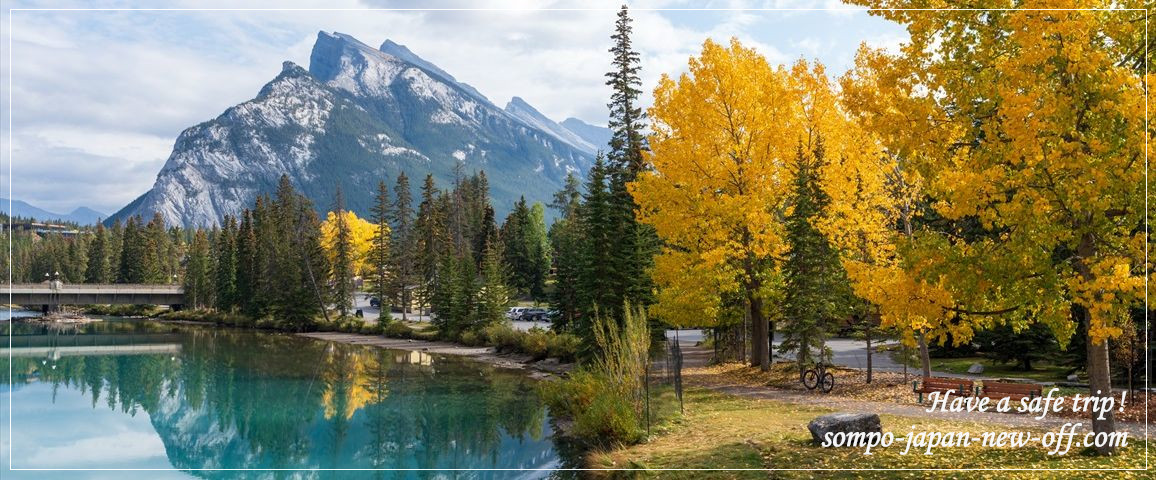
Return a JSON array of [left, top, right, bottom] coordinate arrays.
[[967, 363, 985, 374], [808, 413, 882, 444]]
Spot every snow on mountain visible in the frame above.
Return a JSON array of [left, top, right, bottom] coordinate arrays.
[[560, 117, 612, 154], [110, 31, 598, 228], [504, 97, 599, 155]]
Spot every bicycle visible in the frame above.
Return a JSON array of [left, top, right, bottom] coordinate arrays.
[[801, 362, 835, 393]]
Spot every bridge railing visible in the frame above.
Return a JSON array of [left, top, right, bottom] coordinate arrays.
[[1, 283, 185, 294]]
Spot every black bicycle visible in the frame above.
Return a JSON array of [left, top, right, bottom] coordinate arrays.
[[802, 362, 835, 393]]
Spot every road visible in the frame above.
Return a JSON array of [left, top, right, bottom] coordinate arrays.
[[666, 329, 983, 379]]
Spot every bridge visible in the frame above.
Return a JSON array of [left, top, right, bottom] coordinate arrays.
[[1, 283, 185, 308], [2, 332, 183, 359]]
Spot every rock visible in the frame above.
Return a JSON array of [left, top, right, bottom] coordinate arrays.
[[1067, 374, 1080, 382], [967, 363, 984, 374], [807, 413, 882, 444]]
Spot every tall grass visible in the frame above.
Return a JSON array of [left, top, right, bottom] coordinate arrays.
[[542, 302, 652, 447]]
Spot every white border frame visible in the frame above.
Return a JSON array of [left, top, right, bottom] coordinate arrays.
[[2, 4, 1149, 475]]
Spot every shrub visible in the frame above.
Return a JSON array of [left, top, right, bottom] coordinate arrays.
[[540, 303, 651, 447], [484, 322, 521, 353], [383, 321, 413, 339], [459, 330, 482, 346], [547, 333, 581, 363], [520, 327, 551, 360]]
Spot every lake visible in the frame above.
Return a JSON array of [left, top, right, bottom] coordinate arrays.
[[1, 319, 567, 479]]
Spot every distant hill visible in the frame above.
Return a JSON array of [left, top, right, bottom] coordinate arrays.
[[561, 118, 612, 154], [109, 31, 609, 228], [0, 198, 106, 225]]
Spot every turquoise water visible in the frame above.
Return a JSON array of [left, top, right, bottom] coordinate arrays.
[[1, 320, 564, 479]]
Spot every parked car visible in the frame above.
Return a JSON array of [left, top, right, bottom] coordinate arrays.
[[506, 307, 528, 320], [369, 297, 380, 308], [519, 308, 549, 322]]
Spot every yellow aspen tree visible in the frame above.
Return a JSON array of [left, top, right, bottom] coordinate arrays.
[[635, 39, 877, 370], [321, 210, 379, 277], [634, 39, 797, 370], [845, 3, 1147, 452]]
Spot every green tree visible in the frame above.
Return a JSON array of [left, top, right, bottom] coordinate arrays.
[[548, 173, 584, 331], [780, 140, 854, 369], [85, 222, 110, 283], [331, 186, 355, 317], [369, 180, 392, 317], [214, 215, 238, 311], [390, 172, 416, 320], [184, 229, 214, 309]]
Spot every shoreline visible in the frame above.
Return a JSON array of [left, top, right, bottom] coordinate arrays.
[[298, 331, 573, 378]]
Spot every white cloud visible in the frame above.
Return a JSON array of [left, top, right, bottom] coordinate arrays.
[[0, 0, 906, 214]]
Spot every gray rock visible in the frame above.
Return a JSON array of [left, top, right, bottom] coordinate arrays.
[[1067, 374, 1080, 382], [807, 413, 882, 444], [967, 363, 985, 374]]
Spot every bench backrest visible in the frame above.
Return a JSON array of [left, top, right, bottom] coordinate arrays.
[[923, 377, 974, 390], [984, 382, 1042, 396]]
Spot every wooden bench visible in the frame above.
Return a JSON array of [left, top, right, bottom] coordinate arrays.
[[980, 382, 1042, 403], [913, 377, 976, 403]]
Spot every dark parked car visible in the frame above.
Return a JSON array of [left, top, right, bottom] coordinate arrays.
[[518, 308, 549, 322], [369, 297, 380, 308]]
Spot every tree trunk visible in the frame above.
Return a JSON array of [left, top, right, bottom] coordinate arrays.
[[1084, 310, 1117, 455], [866, 331, 873, 384], [1074, 232, 1115, 455], [917, 332, 931, 378], [750, 292, 769, 371], [768, 320, 775, 365]]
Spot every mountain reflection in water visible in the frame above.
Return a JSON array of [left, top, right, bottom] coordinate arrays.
[[1, 320, 565, 479]]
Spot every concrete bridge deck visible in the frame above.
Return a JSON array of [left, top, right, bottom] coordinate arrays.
[[1, 283, 185, 306]]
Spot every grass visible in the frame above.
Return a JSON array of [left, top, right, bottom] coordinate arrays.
[[587, 388, 1148, 479], [889, 352, 1073, 383]]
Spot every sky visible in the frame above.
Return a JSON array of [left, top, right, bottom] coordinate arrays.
[[0, 0, 907, 215]]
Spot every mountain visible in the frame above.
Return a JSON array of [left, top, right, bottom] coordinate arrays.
[[561, 117, 612, 153], [1, 198, 106, 224], [110, 31, 599, 228], [505, 97, 598, 155]]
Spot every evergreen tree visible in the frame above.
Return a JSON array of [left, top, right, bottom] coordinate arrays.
[[369, 180, 393, 317], [184, 229, 213, 309], [779, 140, 854, 369], [118, 216, 145, 283], [143, 213, 169, 284], [235, 209, 259, 316], [526, 202, 551, 300], [331, 186, 355, 316], [577, 155, 619, 334], [603, 5, 658, 331], [107, 219, 123, 282], [85, 222, 110, 283], [475, 241, 511, 329], [214, 215, 238, 311], [414, 174, 445, 314], [390, 172, 416, 320], [548, 173, 584, 331], [500, 197, 532, 294]]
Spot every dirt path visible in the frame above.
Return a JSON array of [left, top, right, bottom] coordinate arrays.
[[678, 340, 1151, 437]]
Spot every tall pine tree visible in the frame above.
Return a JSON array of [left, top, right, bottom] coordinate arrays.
[[369, 180, 393, 317]]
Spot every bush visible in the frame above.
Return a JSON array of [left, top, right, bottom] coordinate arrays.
[[540, 303, 651, 447], [484, 322, 521, 353], [541, 369, 644, 447], [460, 330, 482, 346], [383, 321, 413, 339], [547, 333, 581, 363], [520, 327, 551, 360]]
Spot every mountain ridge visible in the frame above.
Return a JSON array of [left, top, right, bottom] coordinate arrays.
[[110, 31, 608, 228]]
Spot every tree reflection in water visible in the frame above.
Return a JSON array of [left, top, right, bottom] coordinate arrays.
[[3, 321, 560, 477]]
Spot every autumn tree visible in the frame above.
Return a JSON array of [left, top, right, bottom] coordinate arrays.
[[636, 39, 797, 370], [843, 5, 1147, 452]]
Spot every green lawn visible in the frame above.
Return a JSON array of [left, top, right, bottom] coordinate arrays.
[[887, 351, 1073, 383], [588, 388, 1147, 479]]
